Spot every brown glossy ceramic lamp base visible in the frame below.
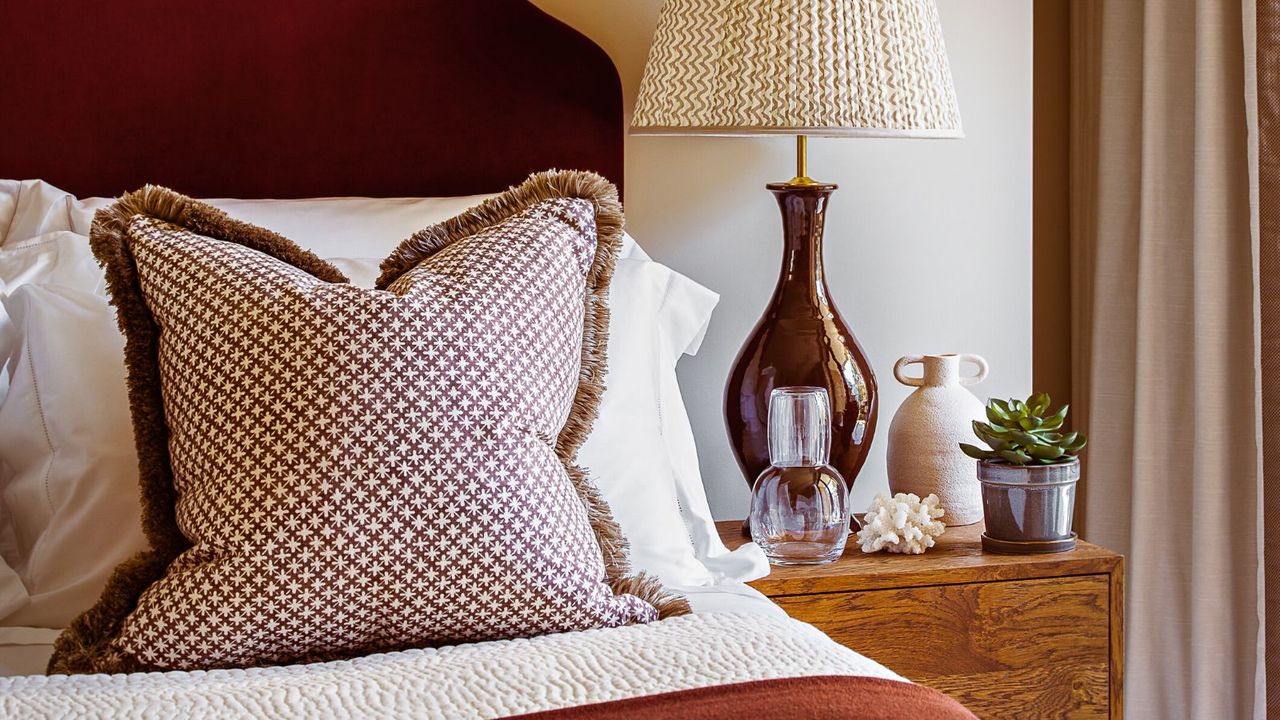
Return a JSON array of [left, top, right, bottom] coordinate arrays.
[[729, 137, 878, 534]]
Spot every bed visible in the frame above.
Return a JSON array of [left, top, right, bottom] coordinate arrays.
[[0, 2, 976, 717]]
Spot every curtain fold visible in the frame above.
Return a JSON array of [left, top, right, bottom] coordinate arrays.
[[1255, 1, 1279, 716], [1070, 1, 1263, 718]]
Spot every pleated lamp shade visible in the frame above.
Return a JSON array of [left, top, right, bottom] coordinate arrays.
[[631, 0, 963, 138]]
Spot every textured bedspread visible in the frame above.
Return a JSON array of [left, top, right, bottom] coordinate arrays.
[[3, 613, 909, 719]]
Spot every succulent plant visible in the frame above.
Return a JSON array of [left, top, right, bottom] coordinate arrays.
[[959, 393, 1086, 466]]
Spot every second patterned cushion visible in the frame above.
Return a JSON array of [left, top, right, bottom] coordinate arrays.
[[49, 171, 684, 673]]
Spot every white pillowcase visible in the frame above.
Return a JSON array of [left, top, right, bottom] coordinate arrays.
[[577, 259, 717, 585], [0, 179, 648, 264], [589, 260, 765, 583], [0, 180, 766, 629], [0, 285, 144, 627]]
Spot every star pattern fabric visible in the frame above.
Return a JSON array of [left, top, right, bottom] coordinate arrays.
[[107, 196, 655, 670]]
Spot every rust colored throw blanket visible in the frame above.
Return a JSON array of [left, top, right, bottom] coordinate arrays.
[[510, 676, 977, 720]]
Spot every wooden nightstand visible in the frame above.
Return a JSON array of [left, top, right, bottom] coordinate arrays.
[[717, 521, 1123, 719]]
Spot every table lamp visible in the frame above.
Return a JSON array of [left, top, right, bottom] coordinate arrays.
[[631, 0, 963, 512]]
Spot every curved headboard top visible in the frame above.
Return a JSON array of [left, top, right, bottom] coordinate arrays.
[[0, 1, 622, 199]]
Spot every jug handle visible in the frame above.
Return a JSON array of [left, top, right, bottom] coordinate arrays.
[[959, 354, 989, 386], [893, 355, 926, 387]]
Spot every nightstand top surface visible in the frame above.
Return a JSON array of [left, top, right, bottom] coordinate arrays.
[[717, 520, 1122, 596]]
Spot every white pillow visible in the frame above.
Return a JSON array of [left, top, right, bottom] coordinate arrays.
[[0, 285, 145, 627], [0, 180, 644, 404], [0, 182, 646, 263], [586, 258, 764, 584], [582, 259, 713, 585], [0, 181, 766, 628], [652, 273, 767, 582]]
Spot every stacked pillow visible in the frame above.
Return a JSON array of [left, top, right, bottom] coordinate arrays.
[[0, 177, 767, 669]]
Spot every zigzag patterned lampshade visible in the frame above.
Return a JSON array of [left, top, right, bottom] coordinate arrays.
[[631, 0, 962, 137]]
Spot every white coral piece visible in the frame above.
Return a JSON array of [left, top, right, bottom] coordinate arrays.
[[857, 492, 947, 554]]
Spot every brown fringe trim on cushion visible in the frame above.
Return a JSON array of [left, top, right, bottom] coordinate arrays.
[[50, 172, 685, 675], [610, 575, 693, 620]]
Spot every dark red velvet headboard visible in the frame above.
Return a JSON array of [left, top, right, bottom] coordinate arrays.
[[0, 1, 622, 199]]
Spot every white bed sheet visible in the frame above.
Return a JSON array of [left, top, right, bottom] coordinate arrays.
[[677, 579, 787, 617], [0, 626, 59, 676], [0, 580, 784, 678]]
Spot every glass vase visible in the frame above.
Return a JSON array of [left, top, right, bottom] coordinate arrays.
[[749, 386, 850, 565]]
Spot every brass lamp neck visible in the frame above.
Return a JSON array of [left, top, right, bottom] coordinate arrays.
[[786, 134, 823, 187]]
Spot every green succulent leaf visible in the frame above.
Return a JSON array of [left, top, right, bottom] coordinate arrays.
[[999, 449, 1033, 465], [959, 443, 994, 460], [1027, 444, 1065, 460], [990, 426, 1017, 440], [971, 421, 990, 442], [972, 420, 999, 440], [973, 426, 1010, 451], [970, 395, 1085, 464], [1029, 393, 1051, 416], [1041, 405, 1068, 430], [986, 404, 1011, 425], [969, 396, 1085, 463], [1011, 430, 1040, 446]]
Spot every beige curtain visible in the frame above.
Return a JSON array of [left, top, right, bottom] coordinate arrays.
[[1070, 1, 1263, 718], [1257, 2, 1280, 716]]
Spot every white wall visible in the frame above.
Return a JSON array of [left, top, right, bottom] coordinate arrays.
[[532, 0, 1033, 520]]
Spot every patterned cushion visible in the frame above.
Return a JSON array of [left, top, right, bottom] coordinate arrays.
[[48, 171, 685, 673]]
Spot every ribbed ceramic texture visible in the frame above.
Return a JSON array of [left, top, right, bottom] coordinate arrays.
[[631, 0, 962, 137]]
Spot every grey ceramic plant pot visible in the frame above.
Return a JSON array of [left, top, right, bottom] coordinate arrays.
[[977, 458, 1079, 553]]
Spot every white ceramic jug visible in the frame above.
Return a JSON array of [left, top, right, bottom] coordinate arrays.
[[886, 353, 989, 526]]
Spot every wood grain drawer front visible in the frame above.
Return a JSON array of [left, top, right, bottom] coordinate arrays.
[[774, 575, 1111, 720]]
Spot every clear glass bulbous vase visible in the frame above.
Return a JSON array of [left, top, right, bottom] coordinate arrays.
[[749, 387, 851, 565]]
